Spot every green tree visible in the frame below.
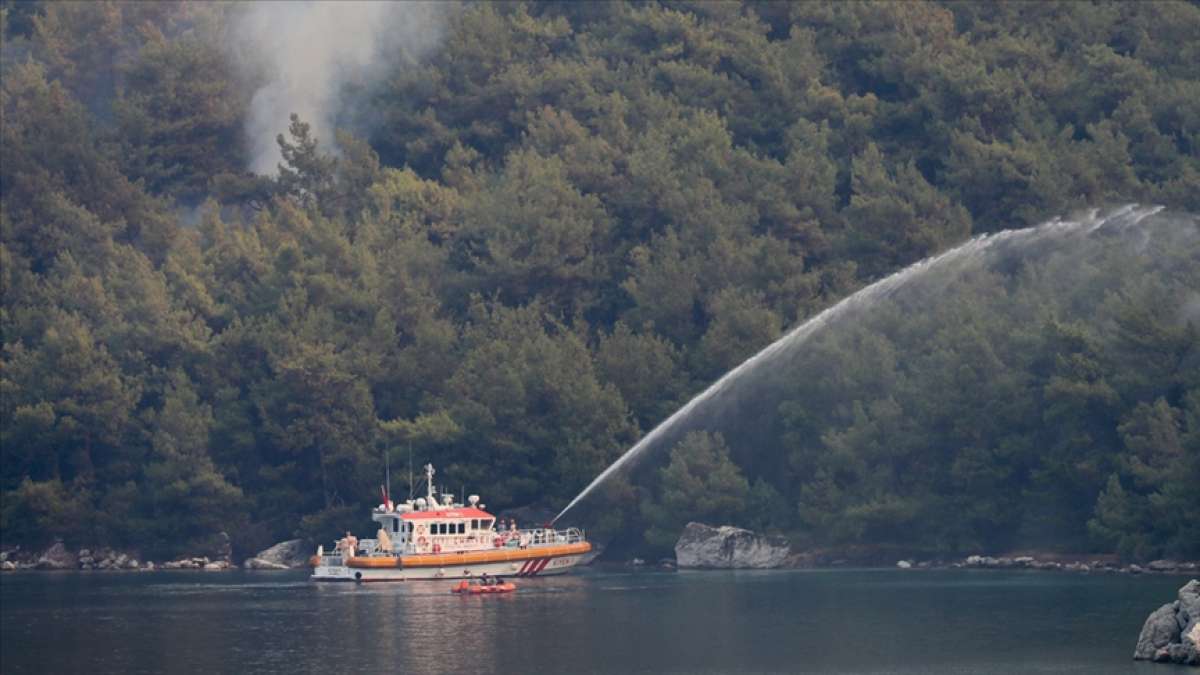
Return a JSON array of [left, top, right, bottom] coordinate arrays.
[[139, 371, 245, 556], [640, 431, 750, 552], [114, 25, 246, 202]]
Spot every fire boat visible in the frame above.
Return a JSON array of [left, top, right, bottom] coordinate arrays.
[[311, 464, 591, 582]]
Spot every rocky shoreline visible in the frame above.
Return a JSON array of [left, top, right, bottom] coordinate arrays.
[[4, 532, 1197, 578], [1, 536, 311, 573], [894, 554, 1200, 576], [664, 522, 1200, 575]]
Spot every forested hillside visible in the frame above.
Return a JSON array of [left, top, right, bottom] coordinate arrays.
[[1, 1, 1197, 561]]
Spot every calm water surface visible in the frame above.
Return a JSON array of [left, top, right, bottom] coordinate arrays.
[[2, 567, 1194, 674]]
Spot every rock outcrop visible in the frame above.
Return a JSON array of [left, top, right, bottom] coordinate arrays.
[[1134, 579, 1200, 665], [674, 522, 791, 569], [243, 539, 311, 570], [35, 542, 76, 570]]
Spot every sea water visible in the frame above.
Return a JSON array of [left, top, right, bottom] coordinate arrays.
[[1, 567, 1189, 674]]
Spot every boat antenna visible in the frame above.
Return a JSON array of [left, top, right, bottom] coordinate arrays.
[[407, 442, 414, 500], [384, 447, 391, 506], [424, 463, 436, 502]]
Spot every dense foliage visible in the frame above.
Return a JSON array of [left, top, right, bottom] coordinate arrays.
[[1, 1, 1197, 560]]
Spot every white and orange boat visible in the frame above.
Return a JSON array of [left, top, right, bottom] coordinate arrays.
[[311, 464, 591, 582]]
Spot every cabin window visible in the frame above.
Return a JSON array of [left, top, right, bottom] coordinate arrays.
[[457, 522, 464, 534], [392, 519, 399, 533], [471, 519, 478, 530], [439, 523, 447, 535], [483, 519, 493, 530]]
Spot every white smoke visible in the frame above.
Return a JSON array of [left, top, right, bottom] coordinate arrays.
[[228, 1, 446, 174]]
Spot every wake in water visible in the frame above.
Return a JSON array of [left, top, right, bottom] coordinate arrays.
[[553, 204, 1172, 525]]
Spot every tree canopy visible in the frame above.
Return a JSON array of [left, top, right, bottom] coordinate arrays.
[[1, 1, 1197, 561]]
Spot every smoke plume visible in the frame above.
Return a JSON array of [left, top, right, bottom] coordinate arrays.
[[228, 1, 446, 174]]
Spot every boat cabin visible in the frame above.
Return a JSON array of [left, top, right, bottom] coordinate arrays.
[[365, 464, 505, 555], [372, 505, 497, 554]]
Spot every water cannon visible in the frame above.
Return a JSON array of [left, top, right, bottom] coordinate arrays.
[[468, 495, 480, 506], [415, 497, 427, 510]]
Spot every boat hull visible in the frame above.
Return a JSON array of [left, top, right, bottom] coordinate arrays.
[[311, 542, 590, 582]]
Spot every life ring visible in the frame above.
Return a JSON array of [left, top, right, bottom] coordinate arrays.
[[432, 543, 441, 554], [416, 524, 427, 535], [417, 536, 428, 547]]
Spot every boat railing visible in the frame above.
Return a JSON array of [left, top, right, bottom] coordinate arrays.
[[321, 537, 383, 561], [522, 527, 586, 546]]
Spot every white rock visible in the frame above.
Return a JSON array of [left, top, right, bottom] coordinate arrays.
[[250, 539, 311, 568], [674, 522, 791, 569]]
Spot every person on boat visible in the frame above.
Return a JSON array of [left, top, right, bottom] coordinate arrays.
[[340, 531, 358, 559], [376, 526, 392, 553]]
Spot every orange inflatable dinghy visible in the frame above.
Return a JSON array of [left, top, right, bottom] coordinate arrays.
[[452, 580, 517, 594]]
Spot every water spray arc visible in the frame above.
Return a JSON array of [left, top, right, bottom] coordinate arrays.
[[551, 205, 1167, 525]]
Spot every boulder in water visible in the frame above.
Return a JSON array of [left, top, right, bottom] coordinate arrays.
[[244, 539, 310, 569], [674, 522, 790, 569], [1184, 623, 1200, 662], [1134, 579, 1200, 665], [36, 542, 76, 570], [1178, 579, 1199, 625]]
